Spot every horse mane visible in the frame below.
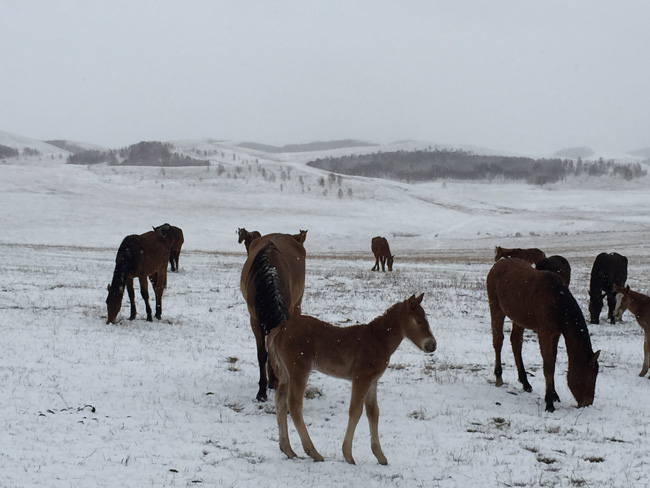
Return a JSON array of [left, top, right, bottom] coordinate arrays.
[[110, 235, 140, 291], [550, 275, 593, 346], [250, 242, 289, 336]]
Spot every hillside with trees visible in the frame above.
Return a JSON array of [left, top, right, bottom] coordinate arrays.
[[238, 139, 377, 153], [67, 141, 209, 167], [307, 148, 647, 185]]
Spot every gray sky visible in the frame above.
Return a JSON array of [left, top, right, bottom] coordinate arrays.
[[1, 1, 649, 155]]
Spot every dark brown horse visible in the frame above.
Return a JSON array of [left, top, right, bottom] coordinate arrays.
[[613, 284, 650, 377], [240, 233, 306, 401], [536, 255, 571, 287], [237, 228, 262, 254], [371, 236, 394, 272], [589, 252, 628, 324], [154, 223, 184, 272], [291, 229, 308, 244], [268, 294, 436, 464], [106, 229, 171, 324], [486, 258, 600, 412], [494, 246, 546, 265]]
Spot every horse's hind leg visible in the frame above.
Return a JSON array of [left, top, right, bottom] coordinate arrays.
[[127, 278, 137, 320], [138, 275, 153, 321], [342, 377, 371, 465], [364, 380, 387, 465], [538, 332, 561, 412], [489, 304, 506, 387], [169, 253, 176, 272], [287, 368, 323, 462], [510, 324, 532, 392], [151, 270, 166, 320], [252, 321, 269, 402], [640, 329, 650, 377]]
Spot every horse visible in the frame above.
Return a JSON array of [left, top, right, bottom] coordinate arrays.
[[292, 229, 308, 244], [613, 284, 650, 377], [240, 233, 306, 402], [371, 236, 394, 272], [154, 223, 184, 272], [535, 255, 571, 287], [494, 246, 546, 265], [106, 228, 171, 324], [588, 252, 628, 324], [267, 294, 436, 465], [237, 228, 262, 254], [486, 258, 600, 412]]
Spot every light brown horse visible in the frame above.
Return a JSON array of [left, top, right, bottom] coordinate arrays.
[[614, 284, 650, 377], [154, 223, 184, 272], [237, 228, 262, 254], [487, 258, 600, 412], [494, 246, 546, 265], [106, 229, 171, 324], [371, 236, 394, 272], [240, 233, 306, 401], [267, 294, 436, 464], [292, 229, 308, 244]]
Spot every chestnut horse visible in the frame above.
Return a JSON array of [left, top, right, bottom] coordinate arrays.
[[237, 228, 262, 254], [613, 284, 650, 377], [589, 252, 628, 324], [267, 294, 436, 465], [535, 255, 571, 287], [371, 236, 394, 272], [240, 233, 306, 401], [154, 223, 184, 272], [292, 229, 308, 244], [487, 258, 600, 412], [106, 229, 171, 324], [494, 246, 546, 265]]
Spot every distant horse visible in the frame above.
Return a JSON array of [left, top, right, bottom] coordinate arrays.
[[613, 284, 650, 377], [268, 294, 436, 464], [371, 236, 394, 272], [589, 252, 628, 324], [154, 223, 184, 272], [494, 246, 546, 265], [536, 255, 571, 287], [292, 229, 308, 244], [240, 233, 306, 401], [106, 229, 171, 324], [237, 228, 262, 254], [486, 258, 600, 412]]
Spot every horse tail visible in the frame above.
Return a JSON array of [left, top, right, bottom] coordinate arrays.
[[250, 242, 289, 337]]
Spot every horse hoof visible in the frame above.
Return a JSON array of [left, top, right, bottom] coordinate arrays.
[[256, 393, 267, 402], [523, 385, 532, 393]]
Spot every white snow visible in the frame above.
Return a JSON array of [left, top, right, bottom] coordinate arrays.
[[2, 138, 650, 487]]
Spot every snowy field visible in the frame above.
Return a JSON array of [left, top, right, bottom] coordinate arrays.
[[2, 139, 650, 487]]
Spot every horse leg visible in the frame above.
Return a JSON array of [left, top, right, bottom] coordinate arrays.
[[273, 364, 297, 459], [127, 278, 137, 320], [252, 320, 268, 402], [380, 256, 386, 272], [364, 380, 387, 465], [151, 270, 165, 320], [287, 368, 323, 462], [510, 324, 532, 392], [372, 256, 379, 271], [342, 377, 371, 465], [538, 333, 561, 412], [640, 329, 650, 377], [606, 291, 617, 324], [490, 306, 506, 387], [169, 253, 176, 272], [138, 275, 153, 321]]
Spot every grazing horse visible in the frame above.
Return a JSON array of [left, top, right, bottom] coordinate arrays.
[[154, 223, 184, 272], [536, 255, 571, 287], [268, 294, 436, 465], [494, 246, 546, 265], [240, 233, 306, 401], [292, 229, 308, 244], [589, 252, 628, 324], [371, 236, 394, 272], [237, 228, 262, 254], [486, 258, 600, 412], [613, 284, 650, 377], [106, 229, 171, 324]]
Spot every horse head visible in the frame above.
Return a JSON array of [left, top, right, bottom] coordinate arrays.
[[387, 254, 395, 272], [613, 284, 630, 321], [404, 293, 436, 353], [588, 290, 605, 324], [568, 350, 600, 408], [106, 283, 125, 324], [237, 228, 246, 244], [153, 223, 172, 239]]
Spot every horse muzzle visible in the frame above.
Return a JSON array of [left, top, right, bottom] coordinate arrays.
[[422, 338, 437, 353]]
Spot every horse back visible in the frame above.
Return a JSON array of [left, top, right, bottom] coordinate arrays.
[[371, 236, 391, 257], [127, 231, 170, 276], [590, 252, 628, 293]]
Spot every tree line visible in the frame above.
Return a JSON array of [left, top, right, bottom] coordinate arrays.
[[67, 141, 209, 167], [306, 148, 648, 185]]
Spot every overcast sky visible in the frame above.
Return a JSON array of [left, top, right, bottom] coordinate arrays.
[[1, 1, 649, 155]]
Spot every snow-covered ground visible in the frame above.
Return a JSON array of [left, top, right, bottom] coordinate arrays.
[[2, 138, 650, 487]]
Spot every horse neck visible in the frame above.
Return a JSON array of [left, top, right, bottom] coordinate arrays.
[[366, 304, 407, 355], [560, 315, 594, 367], [627, 290, 650, 316], [110, 256, 130, 290]]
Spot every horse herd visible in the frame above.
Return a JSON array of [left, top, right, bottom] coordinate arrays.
[[104, 229, 647, 465]]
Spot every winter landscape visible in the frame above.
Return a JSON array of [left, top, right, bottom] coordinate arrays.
[[2, 132, 650, 487]]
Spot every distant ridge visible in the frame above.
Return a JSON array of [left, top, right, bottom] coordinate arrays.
[[237, 139, 378, 153]]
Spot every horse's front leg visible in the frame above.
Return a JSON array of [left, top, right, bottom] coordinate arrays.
[[287, 367, 323, 462], [539, 333, 561, 412], [372, 256, 379, 271], [138, 275, 152, 321], [380, 256, 386, 272], [364, 380, 387, 465], [342, 377, 371, 465], [640, 329, 650, 377], [126, 278, 137, 320], [606, 291, 617, 324], [510, 324, 532, 392]]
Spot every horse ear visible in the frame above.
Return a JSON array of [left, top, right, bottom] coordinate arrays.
[[107, 284, 111, 292], [416, 293, 424, 304], [625, 285, 630, 292], [592, 350, 601, 364]]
